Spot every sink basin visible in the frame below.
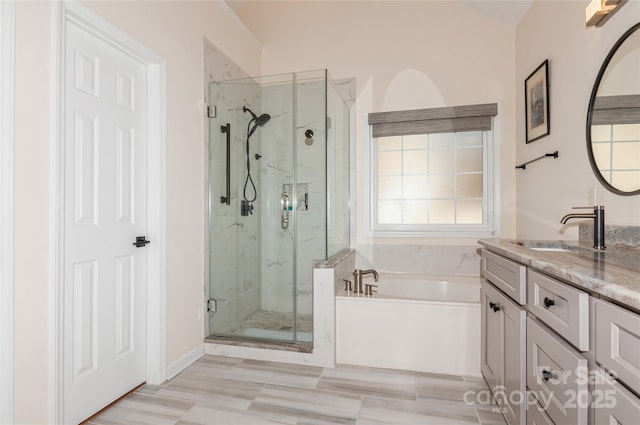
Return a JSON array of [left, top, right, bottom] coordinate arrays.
[[510, 240, 592, 253]]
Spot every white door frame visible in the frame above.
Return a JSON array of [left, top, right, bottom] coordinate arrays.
[[52, 2, 167, 422], [0, 1, 15, 424]]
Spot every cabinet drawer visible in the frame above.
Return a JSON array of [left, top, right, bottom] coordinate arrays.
[[528, 269, 589, 351], [527, 318, 588, 425], [594, 368, 640, 425], [595, 299, 640, 396], [481, 250, 526, 305], [526, 395, 554, 425]]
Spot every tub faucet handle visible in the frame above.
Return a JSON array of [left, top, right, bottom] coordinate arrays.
[[365, 283, 378, 296], [342, 279, 352, 292]]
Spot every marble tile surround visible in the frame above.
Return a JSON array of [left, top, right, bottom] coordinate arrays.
[[579, 224, 640, 247], [356, 243, 482, 276]]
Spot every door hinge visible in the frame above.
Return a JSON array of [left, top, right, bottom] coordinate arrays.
[[207, 105, 216, 118], [207, 298, 217, 313]]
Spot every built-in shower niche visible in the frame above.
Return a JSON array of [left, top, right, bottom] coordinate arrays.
[[207, 69, 350, 347], [282, 183, 309, 212]]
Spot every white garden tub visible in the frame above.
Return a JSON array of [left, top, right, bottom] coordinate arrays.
[[336, 273, 481, 376]]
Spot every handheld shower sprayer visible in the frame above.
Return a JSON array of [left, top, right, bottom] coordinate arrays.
[[244, 106, 271, 138], [241, 106, 271, 208]]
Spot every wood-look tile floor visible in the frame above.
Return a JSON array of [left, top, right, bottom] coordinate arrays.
[[87, 355, 507, 425]]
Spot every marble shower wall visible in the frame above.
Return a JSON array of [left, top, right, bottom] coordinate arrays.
[[259, 79, 296, 317], [205, 48, 353, 336], [260, 71, 328, 317], [294, 73, 328, 316], [327, 78, 352, 257], [205, 40, 262, 334]]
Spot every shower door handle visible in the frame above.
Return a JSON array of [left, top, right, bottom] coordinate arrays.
[[281, 192, 290, 228], [220, 123, 231, 205]]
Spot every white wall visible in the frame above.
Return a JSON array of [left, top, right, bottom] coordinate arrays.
[[12, 1, 260, 423], [231, 1, 518, 273], [515, 1, 640, 239]]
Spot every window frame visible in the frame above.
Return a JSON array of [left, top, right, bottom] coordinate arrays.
[[365, 105, 499, 238]]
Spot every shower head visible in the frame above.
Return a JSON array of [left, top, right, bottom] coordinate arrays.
[[247, 116, 270, 138], [245, 106, 271, 138], [255, 113, 271, 127]]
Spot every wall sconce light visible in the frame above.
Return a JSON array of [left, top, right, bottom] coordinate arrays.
[[586, 0, 628, 27]]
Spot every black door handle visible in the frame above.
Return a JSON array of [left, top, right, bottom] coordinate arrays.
[[133, 236, 150, 248], [542, 369, 554, 381], [544, 297, 555, 308], [489, 301, 500, 312]]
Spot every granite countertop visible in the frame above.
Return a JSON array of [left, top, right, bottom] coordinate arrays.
[[478, 238, 640, 313]]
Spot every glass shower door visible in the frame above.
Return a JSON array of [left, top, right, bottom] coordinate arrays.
[[208, 74, 297, 343]]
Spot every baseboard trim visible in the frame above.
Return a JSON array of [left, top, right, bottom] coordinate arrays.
[[166, 343, 204, 380]]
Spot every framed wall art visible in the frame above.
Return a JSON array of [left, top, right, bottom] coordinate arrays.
[[525, 59, 550, 143]]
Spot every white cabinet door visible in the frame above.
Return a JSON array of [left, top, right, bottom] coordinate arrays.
[[63, 21, 148, 424], [501, 290, 526, 425], [481, 280, 502, 391], [595, 299, 640, 396], [481, 279, 526, 425], [593, 368, 640, 425]]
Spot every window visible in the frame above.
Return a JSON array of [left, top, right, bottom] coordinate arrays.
[[367, 104, 498, 237]]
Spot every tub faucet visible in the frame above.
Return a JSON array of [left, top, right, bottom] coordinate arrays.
[[354, 269, 378, 294], [560, 205, 605, 250]]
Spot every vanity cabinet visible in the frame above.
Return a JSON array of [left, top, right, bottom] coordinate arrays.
[[481, 261, 526, 425], [480, 246, 640, 425]]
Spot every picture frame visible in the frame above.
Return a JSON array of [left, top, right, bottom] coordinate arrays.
[[525, 59, 550, 143]]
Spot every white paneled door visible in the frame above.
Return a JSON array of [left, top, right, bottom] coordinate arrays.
[[63, 21, 148, 424]]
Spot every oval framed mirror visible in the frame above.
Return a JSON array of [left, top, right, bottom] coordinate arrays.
[[586, 22, 640, 196]]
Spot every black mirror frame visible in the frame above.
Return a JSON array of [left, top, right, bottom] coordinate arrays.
[[586, 22, 640, 196]]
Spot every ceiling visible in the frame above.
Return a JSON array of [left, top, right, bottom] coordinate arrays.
[[458, 0, 534, 27], [226, 0, 535, 31]]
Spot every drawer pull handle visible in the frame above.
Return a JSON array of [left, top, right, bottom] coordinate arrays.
[[543, 297, 555, 308], [542, 369, 554, 381], [489, 302, 500, 312]]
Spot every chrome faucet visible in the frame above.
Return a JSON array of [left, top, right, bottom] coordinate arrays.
[[560, 206, 605, 250], [352, 269, 379, 293]]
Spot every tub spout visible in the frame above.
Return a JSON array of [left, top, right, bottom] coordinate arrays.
[[361, 269, 379, 282], [360, 269, 378, 294], [353, 269, 378, 294]]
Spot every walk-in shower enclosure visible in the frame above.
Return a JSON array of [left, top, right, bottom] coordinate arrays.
[[208, 70, 350, 345]]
